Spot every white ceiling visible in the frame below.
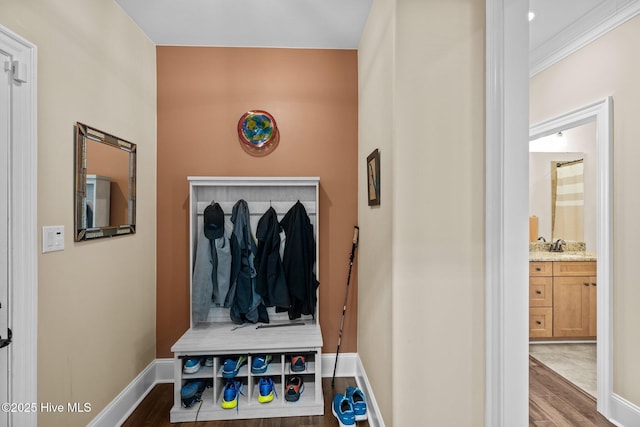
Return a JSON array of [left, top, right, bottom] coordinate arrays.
[[116, 0, 639, 70], [115, 0, 373, 49]]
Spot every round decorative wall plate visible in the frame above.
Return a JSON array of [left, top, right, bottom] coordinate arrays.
[[237, 110, 279, 149]]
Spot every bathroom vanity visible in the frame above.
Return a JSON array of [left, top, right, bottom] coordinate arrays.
[[529, 244, 597, 340]]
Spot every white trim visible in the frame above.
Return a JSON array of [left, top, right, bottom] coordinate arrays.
[[355, 355, 385, 427], [610, 393, 640, 427], [321, 352, 358, 378], [529, 97, 614, 418], [87, 361, 159, 427], [530, 1, 640, 77], [154, 357, 174, 383], [0, 24, 38, 427], [485, 0, 530, 426]]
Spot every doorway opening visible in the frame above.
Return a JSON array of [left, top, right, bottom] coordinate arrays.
[[528, 99, 613, 415]]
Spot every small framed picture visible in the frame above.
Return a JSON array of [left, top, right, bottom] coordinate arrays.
[[367, 149, 380, 206]]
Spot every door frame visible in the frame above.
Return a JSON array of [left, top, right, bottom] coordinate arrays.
[[529, 98, 613, 416], [486, 1, 614, 425], [0, 24, 38, 426]]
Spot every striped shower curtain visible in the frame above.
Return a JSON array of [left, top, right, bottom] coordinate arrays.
[[551, 159, 584, 242]]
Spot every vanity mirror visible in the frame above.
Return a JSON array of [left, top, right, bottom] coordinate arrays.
[[74, 122, 136, 241]]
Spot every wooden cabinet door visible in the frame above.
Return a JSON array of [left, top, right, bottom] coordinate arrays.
[[588, 276, 597, 337], [530, 277, 553, 307], [553, 276, 592, 337]]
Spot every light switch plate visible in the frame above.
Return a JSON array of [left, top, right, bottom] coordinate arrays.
[[42, 225, 64, 253]]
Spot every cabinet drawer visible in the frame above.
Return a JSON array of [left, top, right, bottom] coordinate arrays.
[[529, 277, 553, 307], [553, 261, 596, 276], [529, 261, 552, 276], [529, 307, 553, 338]]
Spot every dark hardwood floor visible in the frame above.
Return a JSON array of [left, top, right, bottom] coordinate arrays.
[[124, 361, 614, 426], [122, 377, 369, 427], [529, 356, 614, 427]]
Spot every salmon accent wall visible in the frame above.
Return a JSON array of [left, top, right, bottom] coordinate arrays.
[[156, 46, 359, 357]]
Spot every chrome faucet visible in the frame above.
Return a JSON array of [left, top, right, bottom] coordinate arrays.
[[550, 239, 566, 252]]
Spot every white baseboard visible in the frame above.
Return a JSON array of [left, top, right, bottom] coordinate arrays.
[[86, 360, 158, 427], [89, 353, 384, 427], [610, 393, 640, 427], [321, 352, 358, 377], [355, 355, 385, 427]]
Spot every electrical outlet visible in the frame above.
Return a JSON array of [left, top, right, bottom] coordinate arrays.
[[42, 226, 64, 253]]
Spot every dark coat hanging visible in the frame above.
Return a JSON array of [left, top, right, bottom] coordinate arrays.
[[255, 207, 290, 309], [280, 201, 319, 319]]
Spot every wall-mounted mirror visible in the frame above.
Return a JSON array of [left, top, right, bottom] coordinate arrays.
[[529, 121, 596, 249], [74, 123, 136, 241]]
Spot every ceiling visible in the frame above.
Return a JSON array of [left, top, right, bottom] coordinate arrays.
[[115, 0, 373, 49], [116, 0, 638, 70]]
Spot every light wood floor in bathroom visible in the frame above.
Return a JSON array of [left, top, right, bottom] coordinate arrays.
[[529, 356, 614, 426]]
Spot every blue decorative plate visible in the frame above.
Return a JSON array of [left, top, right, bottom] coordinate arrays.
[[237, 110, 278, 148]]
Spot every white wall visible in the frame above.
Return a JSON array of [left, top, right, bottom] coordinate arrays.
[[357, 0, 395, 423], [531, 13, 640, 407], [359, 0, 485, 425], [0, 1, 157, 425]]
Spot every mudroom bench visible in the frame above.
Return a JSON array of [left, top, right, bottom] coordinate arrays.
[[170, 177, 323, 422]]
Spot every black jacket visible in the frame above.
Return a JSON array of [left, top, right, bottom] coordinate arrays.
[[280, 201, 319, 319], [255, 207, 290, 309]]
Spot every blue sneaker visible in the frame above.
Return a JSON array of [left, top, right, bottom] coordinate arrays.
[[221, 380, 243, 409], [205, 356, 214, 367], [284, 376, 304, 402], [251, 355, 272, 374], [346, 386, 367, 421], [290, 355, 306, 372], [257, 377, 276, 403], [180, 380, 206, 408], [332, 393, 355, 427], [183, 358, 202, 374], [222, 356, 247, 378]]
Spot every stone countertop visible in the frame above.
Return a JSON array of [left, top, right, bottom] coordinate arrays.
[[529, 251, 597, 262]]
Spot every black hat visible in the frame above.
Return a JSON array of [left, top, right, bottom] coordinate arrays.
[[204, 203, 224, 240]]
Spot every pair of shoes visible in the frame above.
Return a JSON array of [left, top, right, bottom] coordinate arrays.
[[222, 356, 247, 378], [284, 376, 304, 402], [251, 355, 273, 374], [221, 380, 244, 409], [332, 387, 367, 425], [257, 377, 276, 403], [205, 356, 214, 367], [180, 380, 207, 408], [290, 355, 306, 372], [183, 358, 202, 374]]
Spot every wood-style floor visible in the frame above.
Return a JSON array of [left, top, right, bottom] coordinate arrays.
[[123, 362, 614, 426], [529, 356, 614, 427], [122, 377, 369, 427]]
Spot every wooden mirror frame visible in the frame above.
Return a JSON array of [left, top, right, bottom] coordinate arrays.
[[74, 122, 136, 241]]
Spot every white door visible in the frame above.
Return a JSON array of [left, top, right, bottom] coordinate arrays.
[[0, 49, 11, 423]]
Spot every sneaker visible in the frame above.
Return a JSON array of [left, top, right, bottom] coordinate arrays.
[[332, 393, 356, 427], [205, 356, 214, 367], [290, 355, 306, 372], [221, 380, 243, 409], [346, 386, 367, 421], [222, 356, 247, 378], [180, 380, 206, 408], [284, 375, 304, 402], [183, 358, 202, 374], [257, 377, 276, 403], [251, 355, 273, 374]]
